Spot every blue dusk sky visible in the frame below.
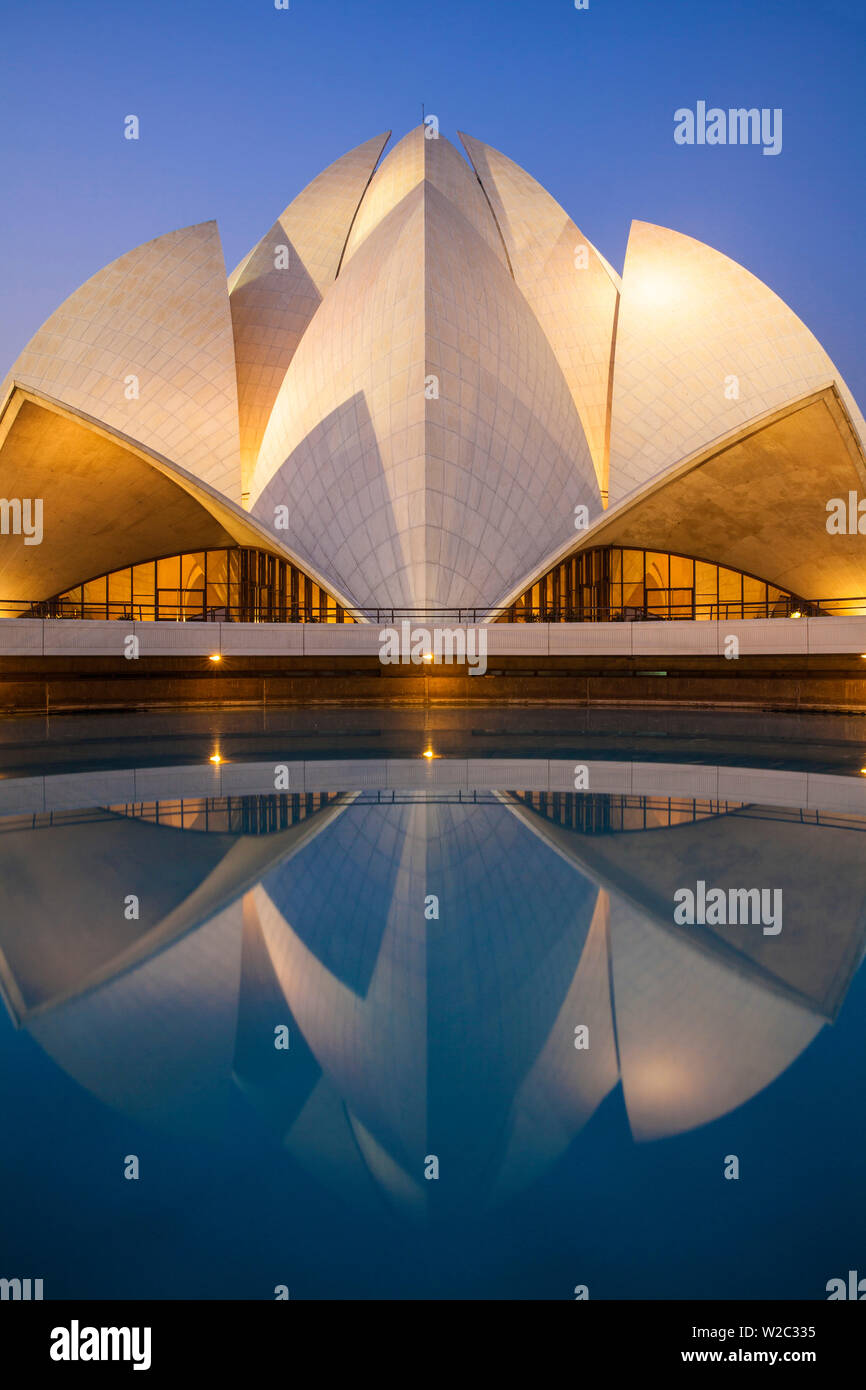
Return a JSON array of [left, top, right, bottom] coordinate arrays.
[[0, 0, 863, 403]]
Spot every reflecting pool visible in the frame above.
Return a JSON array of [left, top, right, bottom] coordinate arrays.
[[1, 708, 865, 1299]]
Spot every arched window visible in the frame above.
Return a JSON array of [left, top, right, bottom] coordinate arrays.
[[30, 547, 355, 623], [500, 547, 802, 622]]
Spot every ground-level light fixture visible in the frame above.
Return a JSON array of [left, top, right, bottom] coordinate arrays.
[[209, 653, 222, 663]]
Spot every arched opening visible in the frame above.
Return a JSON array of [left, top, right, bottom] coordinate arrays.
[[27, 546, 356, 623]]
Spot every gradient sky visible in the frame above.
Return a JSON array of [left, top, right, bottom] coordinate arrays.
[[1, 0, 864, 403]]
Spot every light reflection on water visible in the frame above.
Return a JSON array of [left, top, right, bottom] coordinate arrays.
[[1, 712, 865, 1299]]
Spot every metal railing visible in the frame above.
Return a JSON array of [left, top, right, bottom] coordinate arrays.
[[2, 595, 866, 624], [358, 597, 835, 623], [4, 795, 865, 836], [1, 599, 348, 624]]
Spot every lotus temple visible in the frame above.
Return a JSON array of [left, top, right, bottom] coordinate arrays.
[[1, 124, 866, 711], [4, 716, 865, 1221]]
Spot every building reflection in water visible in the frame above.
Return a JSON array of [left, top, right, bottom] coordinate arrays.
[[1, 762, 864, 1223]]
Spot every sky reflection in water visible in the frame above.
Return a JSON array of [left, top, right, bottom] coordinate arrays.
[[1, 709, 864, 1299]]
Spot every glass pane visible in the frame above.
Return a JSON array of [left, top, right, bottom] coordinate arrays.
[[82, 577, 106, 617], [107, 568, 131, 618], [622, 581, 644, 611], [208, 551, 228, 586], [768, 586, 789, 616], [132, 563, 154, 619], [180, 553, 205, 619], [695, 562, 715, 619], [181, 552, 205, 592], [181, 592, 204, 619], [132, 563, 153, 596], [61, 587, 82, 617], [622, 549, 643, 583], [157, 556, 180, 592], [289, 565, 299, 617], [206, 550, 228, 612], [670, 554, 693, 590], [609, 549, 623, 584], [645, 552, 670, 590], [695, 561, 717, 597], [743, 575, 766, 615], [718, 567, 742, 602], [156, 555, 180, 620]]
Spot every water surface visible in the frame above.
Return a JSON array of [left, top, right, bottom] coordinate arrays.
[[1, 708, 864, 1299]]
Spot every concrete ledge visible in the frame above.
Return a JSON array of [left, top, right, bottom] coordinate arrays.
[[311, 759, 390, 790], [0, 775, 46, 814], [1, 662, 865, 714], [548, 759, 634, 794], [2, 614, 865, 659], [0, 619, 43, 655], [718, 618, 810, 656], [3, 758, 865, 819], [300, 624, 385, 655], [806, 616, 866, 653], [717, 767, 810, 804], [45, 768, 138, 807], [220, 759, 305, 794], [220, 623, 303, 656], [43, 621, 128, 657], [485, 624, 550, 654], [467, 758, 549, 788], [631, 761, 721, 798], [549, 622, 623, 654], [132, 764, 223, 800], [634, 621, 719, 656], [134, 622, 219, 656]]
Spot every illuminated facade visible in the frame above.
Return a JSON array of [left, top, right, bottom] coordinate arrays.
[[502, 546, 800, 622], [2, 126, 864, 622], [32, 547, 355, 624]]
